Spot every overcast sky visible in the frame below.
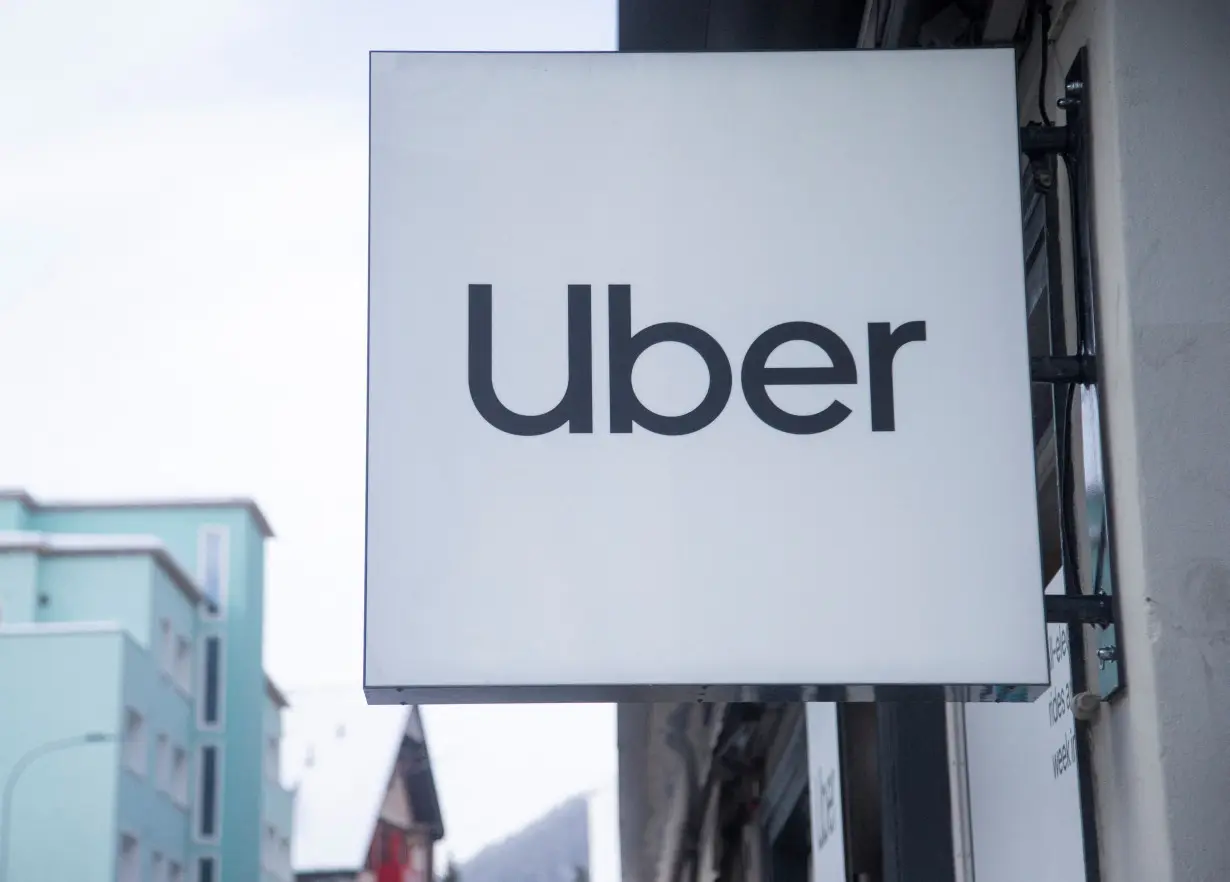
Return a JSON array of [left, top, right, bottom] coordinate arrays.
[[0, 0, 616, 863]]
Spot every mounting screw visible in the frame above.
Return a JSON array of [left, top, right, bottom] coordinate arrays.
[[1058, 80, 1084, 110], [1072, 691, 1102, 722], [1097, 645, 1118, 668], [1052, 79, 1082, 110]]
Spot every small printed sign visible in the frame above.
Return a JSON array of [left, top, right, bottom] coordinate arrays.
[[805, 703, 847, 882]]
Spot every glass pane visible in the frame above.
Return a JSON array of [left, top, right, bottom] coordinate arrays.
[[200, 748, 218, 837], [204, 639, 220, 724]]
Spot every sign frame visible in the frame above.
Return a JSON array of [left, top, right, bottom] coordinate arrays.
[[364, 48, 1049, 705]]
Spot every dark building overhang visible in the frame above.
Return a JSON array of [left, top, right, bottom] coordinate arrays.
[[619, 0, 867, 52], [619, 0, 1025, 53]]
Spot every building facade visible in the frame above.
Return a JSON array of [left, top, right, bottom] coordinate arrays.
[[0, 490, 295, 882], [615, 2, 1230, 882]]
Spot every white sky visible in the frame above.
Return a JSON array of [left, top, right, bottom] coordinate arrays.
[[0, 0, 616, 864]]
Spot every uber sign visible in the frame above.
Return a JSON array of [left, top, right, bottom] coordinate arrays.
[[468, 284, 927, 436], [365, 49, 1048, 703]]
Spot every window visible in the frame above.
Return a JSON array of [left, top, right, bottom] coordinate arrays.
[[197, 745, 220, 840], [117, 834, 139, 882], [169, 861, 183, 882], [155, 733, 170, 791], [197, 857, 216, 882], [152, 851, 165, 882], [159, 618, 174, 675], [172, 746, 189, 807], [174, 635, 193, 694], [123, 709, 146, 775], [199, 636, 224, 729], [197, 526, 229, 618]]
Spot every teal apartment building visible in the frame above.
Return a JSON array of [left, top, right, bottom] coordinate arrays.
[[0, 490, 295, 882]]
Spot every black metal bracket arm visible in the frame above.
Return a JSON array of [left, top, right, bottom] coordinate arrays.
[[1020, 123, 1072, 158], [1031, 354, 1097, 385], [1045, 593, 1114, 628], [1020, 124, 1073, 194]]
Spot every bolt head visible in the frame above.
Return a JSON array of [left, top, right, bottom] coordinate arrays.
[[1072, 691, 1102, 721]]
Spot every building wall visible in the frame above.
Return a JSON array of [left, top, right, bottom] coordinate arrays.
[[1020, 2, 1230, 881], [0, 547, 201, 881], [29, 503, 272, 881], [216, 514, 268, 880], [0, 497, 31, 531], [37, 555, 154, 645], [0, 550, 38, 623], [0, 627, 126, 882], [117, 632, 195, 881], [151, 563, 200, 694], [263, 686, 296, 882], [618, 702, 727, 882], [31, 499, 271, 875]]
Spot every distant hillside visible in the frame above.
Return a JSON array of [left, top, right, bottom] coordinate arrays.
[[460, 795, 590, 882]]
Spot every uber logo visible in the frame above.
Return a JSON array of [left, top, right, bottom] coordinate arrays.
[[468, 284, 926, 436]]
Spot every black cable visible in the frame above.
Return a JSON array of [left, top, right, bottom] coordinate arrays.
[[1035, 1, 1053, 126]]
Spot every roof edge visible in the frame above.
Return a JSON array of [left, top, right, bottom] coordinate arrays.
[[0, 620, 127, 637], [0, 489, 274, 538], [0, 531, 213, 610], [353, 706, 416, 869], [0, 489, 36, 507], [266, 674, 291, 709], [408, 706, 446, 839]]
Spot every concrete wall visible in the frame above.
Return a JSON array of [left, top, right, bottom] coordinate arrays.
[[1021, 2, 1230, 880], [0, 627, 125, 882]]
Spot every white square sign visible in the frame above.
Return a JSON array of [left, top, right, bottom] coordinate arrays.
[[365, 49, 1046, 702]]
